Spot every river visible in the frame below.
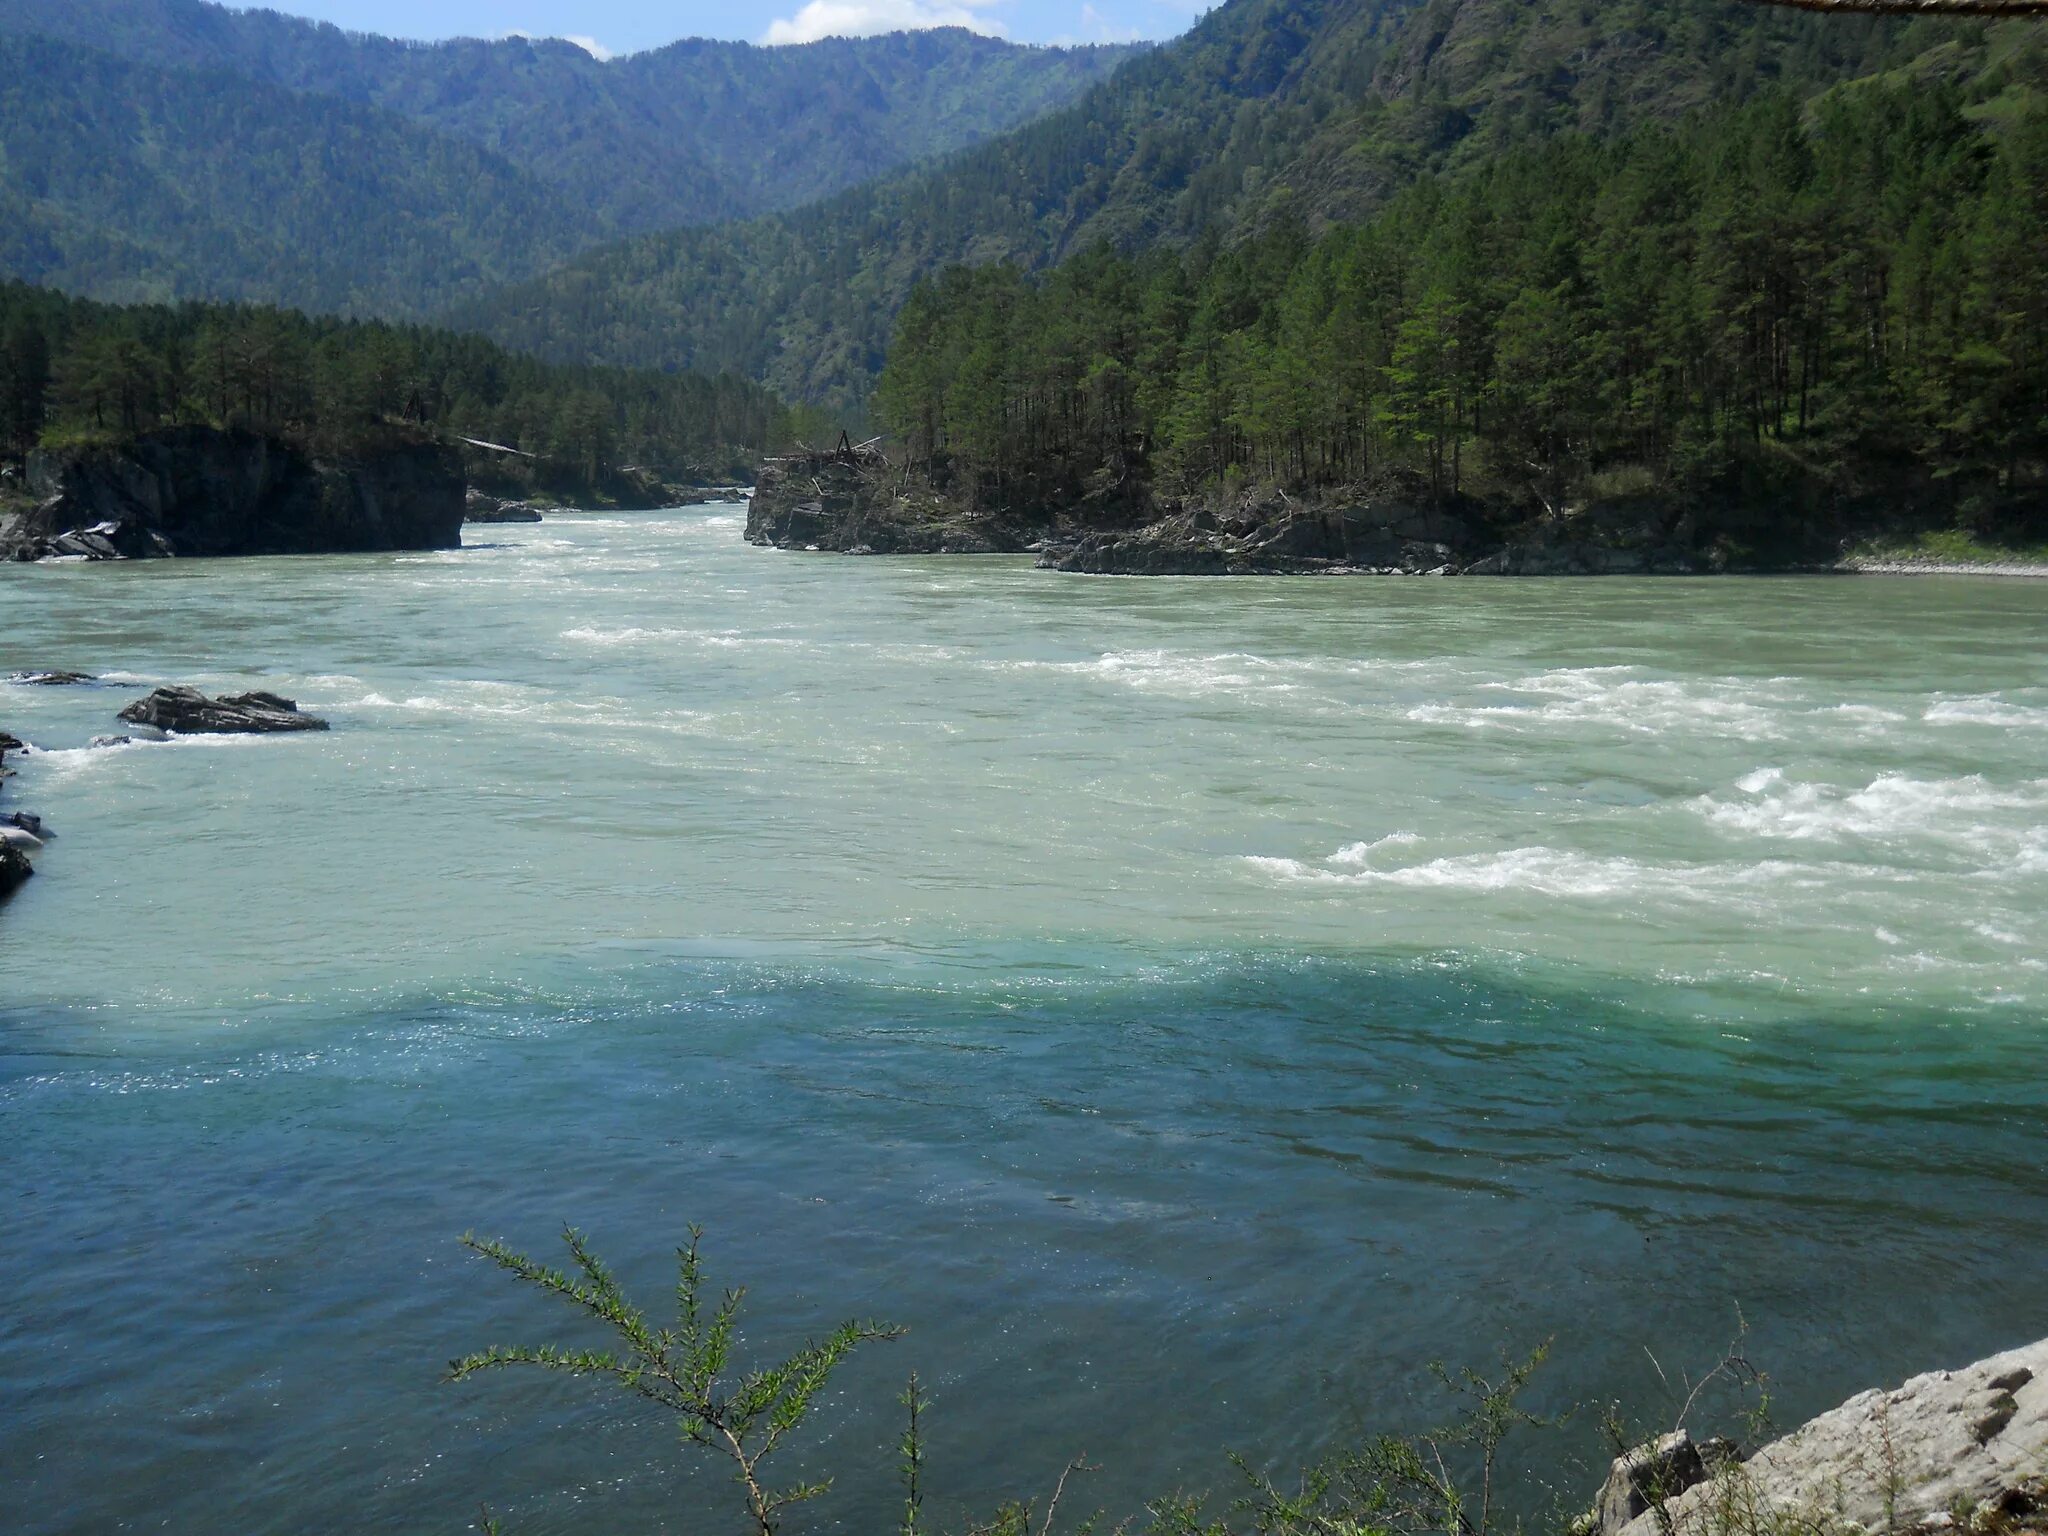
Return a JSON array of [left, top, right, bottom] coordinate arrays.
[[2, 507, 2044, 1532]]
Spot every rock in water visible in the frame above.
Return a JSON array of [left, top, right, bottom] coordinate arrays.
[[1605, 1339, 2048, 1536], [8, 671, 96, 685], [463, 489, 544, 523], [0, 838, 29, 896], [117, 686, 330, 735]]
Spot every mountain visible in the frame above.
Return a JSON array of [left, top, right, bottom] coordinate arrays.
[[0, 0, 1141, 234], [0, 33, 588, 318], [447, 0, 1991, 407]]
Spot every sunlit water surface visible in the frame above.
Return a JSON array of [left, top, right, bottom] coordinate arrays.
[[2, 509, 2044, 1533]]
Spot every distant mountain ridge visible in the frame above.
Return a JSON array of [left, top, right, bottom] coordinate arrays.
[[0, 0, 1142, 235], [0, 32, 589, 318], [0, 1, 1143, 319], [445, 0, 1981, 406]]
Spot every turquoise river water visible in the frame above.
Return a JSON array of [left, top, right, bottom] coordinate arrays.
[[1, 507, 2045, 1533]]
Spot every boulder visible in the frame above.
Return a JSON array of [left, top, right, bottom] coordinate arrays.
[[88, 735, 133, 750], [8, 671, 96, 685], [117, 685, 330, 735], [1596, 1431, 1739, 1535], [1609, 1339, 2048, 1536]]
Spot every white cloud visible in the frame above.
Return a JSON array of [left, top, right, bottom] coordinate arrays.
[[761, 0, 1008, 46], [1077, 2, 1144, 41], [502, 29, 615, 59]]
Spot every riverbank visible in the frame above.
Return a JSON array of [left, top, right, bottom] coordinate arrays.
[[1835, 533, 2048, 578], [1837, 558, 2048, 577], [746, 457, 2048, 578]]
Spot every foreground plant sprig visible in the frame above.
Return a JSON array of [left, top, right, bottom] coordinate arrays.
[[448, 1224, 904, 1536]]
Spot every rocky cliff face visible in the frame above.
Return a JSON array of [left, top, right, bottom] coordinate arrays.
[[3, 426, 464, 560]]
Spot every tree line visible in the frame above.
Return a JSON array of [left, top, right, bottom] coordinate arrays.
[[874, 81, 2048, 548], [0, 282, 805, 482]]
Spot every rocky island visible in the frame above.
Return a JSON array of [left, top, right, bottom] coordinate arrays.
[[118, 686, 330, 735], [747, 450, 1715, 575]]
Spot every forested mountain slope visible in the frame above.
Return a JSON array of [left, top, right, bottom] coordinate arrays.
[[449, 0, 1994, 406], [869, 80, 2048, 566], [0, 34, 588, 318], [0, 0, 1140, 233]]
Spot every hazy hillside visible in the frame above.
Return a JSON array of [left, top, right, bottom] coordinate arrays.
[[0, 0, 1142, 233], [0, 33, 587, 318], [447, 0, 1989, 407]]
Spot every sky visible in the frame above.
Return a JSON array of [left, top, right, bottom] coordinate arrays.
[[254, 0, 1203, 53]]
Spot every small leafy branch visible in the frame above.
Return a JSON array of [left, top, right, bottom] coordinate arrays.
[[902, 1372, 928, 1536], [1140, 1342, 1559, 1536], [448, 1224, 904, 1536]]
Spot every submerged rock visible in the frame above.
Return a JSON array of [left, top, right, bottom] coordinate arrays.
[[8, 670, 96, 686], [117, 686, 330, 735], [1599, 1338, 2048, 1536]]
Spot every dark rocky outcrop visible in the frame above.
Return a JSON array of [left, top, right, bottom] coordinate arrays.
[[747, 455, 1040, 554], [2, 425, 464, 561], [117, 686, 329, 734], [743, 456, 1732, 577], [463, 489, 544, 524], [0, 838, 29, 899], [1042, 498, 1473, 575], [1461, 542, 1704, 576], [0, 730, 31, 899], [670, 485, 753, 506]]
